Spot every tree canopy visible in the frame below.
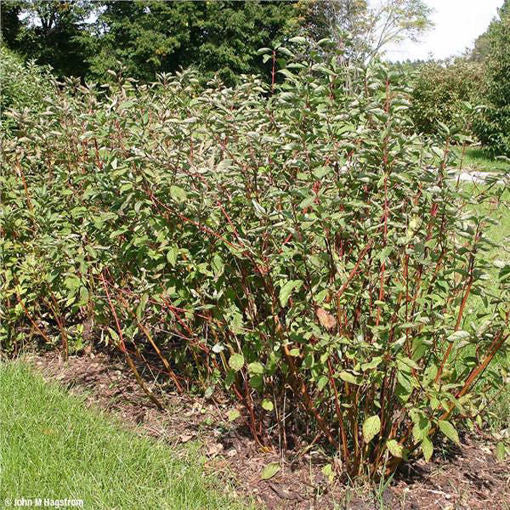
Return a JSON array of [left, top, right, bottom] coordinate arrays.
[[2, 0, 299, 83], [2, 0, 93, 77], [2, 0, 435, 83], [87, 0, 297, 83], [295, 0, 432, 62], [472, 0, 510, 155]]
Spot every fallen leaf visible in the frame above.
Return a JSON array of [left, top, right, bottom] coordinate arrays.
[[316, 308, 337, 330], [261, 462, 281, 480], [206, 442, 224, 457]]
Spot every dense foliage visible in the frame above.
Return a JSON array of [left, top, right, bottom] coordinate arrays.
[[86, 0, 298, 84], [471, 0, 510, 156], [408, 59, 483, 137], [2, 43, 508, 478], [389, 1, 510, 153], [2, 0, 298, 83], [0, 47, 56, 130], [2, 0, 433, 84], [1, 0, 93, 77]]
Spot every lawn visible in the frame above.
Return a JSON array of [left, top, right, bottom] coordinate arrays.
[[465, 185, 509, 262], [458, 158, 509, 434], [0, 361, 244, 510], [455, 146, 510, 173]]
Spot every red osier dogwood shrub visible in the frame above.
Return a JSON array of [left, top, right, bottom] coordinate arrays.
[[2, 43, 508, 477]]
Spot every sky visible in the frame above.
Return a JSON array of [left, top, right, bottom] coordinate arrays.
[[384, 0, 504, 61]]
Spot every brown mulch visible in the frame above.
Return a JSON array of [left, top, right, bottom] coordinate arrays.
[[27, 352, 509, 509]]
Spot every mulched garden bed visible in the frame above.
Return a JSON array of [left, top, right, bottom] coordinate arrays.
[[27, 352, 509, 509]]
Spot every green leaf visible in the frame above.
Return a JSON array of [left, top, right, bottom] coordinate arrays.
[[317, 375, 329, 391], [212, 254, 224, 276], [447, 330, 470, 342], [170, 185, 187, 203], [412, 413, 430, 442], [361, 357, 383, 371], [227, 409, 240, 421], [247, 362, 264, 375], [261, 399, 274, 412], [136, 293, 149, 320], [249, 374, 263, 391], [312, 166, 331, 179], [495, 442, 506, 461], [260, 462, 280, 480], [78, 286, 89, 304], [339, 371, 359, 385], [363, 415, 381, 443], [278, 47, 295, 58], [438, 420, 460, 444], [299, 196, 315, 209], [322, 463, 334, 483], [279, 280, 303, 307], [288, 36, 307, 44], [64, 275, 81, 291], [397, 356, 420, 371], [421, 437, 433, 462], [228, 353, 244, 372], [167, 245, 178, 266], [386, 439, 403, 458]]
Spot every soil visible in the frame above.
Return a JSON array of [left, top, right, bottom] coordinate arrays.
[[28, 352, 509, 510]]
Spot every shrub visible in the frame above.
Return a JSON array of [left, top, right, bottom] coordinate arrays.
[[0, 47, 57, 132], [473, 105, 510, 157], [409, 59, 483, 138], [1, 46, 508, 478]]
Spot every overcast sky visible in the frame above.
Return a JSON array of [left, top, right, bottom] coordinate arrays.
[[384, 0, 504, 61]]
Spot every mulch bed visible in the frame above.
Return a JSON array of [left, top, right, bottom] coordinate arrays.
[[27, 352, 509, 509]]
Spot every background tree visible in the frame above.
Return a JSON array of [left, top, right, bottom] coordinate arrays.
[[1, 0, 432, 83], [87, 0, 298, 84], [471, 0, 509, 62], [296, 0, 432, 62], [0, 0, 23, 47], [472, 0, 510, 156], [294, 0, 371, 60], [3, 0, 93, 77]]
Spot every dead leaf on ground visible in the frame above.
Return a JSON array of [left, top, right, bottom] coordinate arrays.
[[316, 307, 337, 330]]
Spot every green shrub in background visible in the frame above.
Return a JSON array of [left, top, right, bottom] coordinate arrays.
[[0, 47, 56, 131], [472, 2, 510, 157], [2, 41, 509, 478], [409, 59, 483, 138]]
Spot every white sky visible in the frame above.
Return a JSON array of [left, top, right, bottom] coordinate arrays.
[[384, 0, 504, 61]]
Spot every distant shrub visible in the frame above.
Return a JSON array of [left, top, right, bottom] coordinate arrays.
[[0, 47, 56, 131], [472, 3, 510, 156], [473, 105, 510, 157], [409, 59, 483, 137], [2, 45, 508, 478]]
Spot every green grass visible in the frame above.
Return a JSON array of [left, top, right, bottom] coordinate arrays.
[[0, 361, 245, 510], [460, 183, 509, 330], [464, 184, 510, 261], [455, 146, 510, 173], [459, 161, 509, 433]]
